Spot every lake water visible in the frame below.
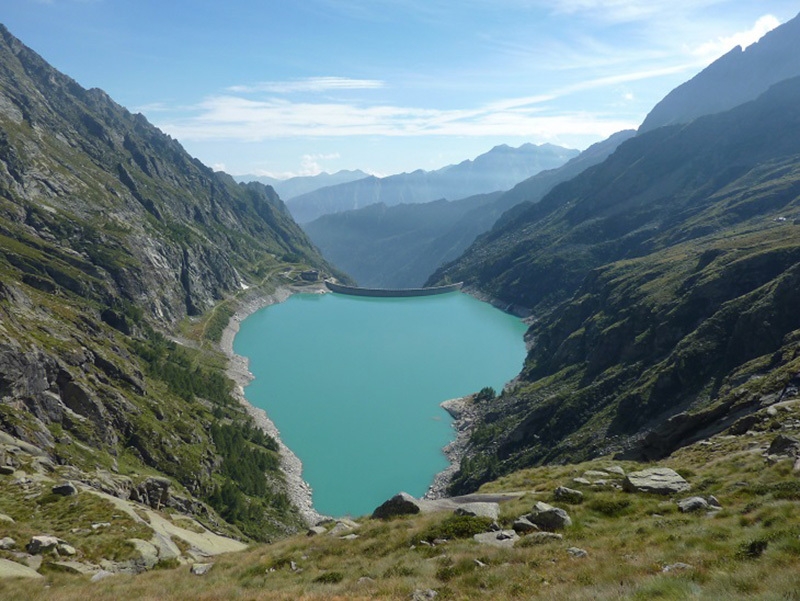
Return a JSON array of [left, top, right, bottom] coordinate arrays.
[[234, 291, 528, 517]]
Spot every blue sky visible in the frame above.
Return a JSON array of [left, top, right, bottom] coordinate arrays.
[[3, 1, 798, 178]]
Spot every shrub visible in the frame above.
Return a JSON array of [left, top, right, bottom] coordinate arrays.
[[314, 571, 344, 584], [419, 514, 494, 543]]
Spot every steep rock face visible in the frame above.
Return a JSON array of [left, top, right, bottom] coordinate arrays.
[[434, 78, 800, 493], [640, 11, 800, 131], [0, 24, 329, 539], [0, 23, 325, 322]]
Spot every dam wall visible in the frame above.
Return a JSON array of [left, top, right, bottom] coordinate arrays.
[[325, 281, 463, 298]]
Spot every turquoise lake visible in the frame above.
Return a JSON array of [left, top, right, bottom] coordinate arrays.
[[234, 291, 528, 517]]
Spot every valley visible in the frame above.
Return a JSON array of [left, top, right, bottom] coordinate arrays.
[[2, 7, 800, 601]]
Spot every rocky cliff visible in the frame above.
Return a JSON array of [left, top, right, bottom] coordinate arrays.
[[0, 22, 333, 548]]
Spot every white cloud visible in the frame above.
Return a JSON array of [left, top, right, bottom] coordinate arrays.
[[300, 153, 341, 176], [157, 92, 634, 145], [691, 14, 781, 59], [227, 77, 385, 94]]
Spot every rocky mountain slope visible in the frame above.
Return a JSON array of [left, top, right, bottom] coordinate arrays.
[[430, 75, 800, 491], [304, 132, 633, 288], [0, 20, 336, 562], [639, 11, 800, 131], [286, 143, 579, 224]]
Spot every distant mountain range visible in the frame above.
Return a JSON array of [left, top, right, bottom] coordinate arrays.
[[640, 11, 800, 131], [286, 143, 579, 224], [304, 131, 634, 287], [233, 169, 369, 201]]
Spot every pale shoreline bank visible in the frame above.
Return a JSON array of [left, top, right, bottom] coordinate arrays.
[[219, 283, 327, 528]]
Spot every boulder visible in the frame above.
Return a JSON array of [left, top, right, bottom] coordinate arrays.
[[0, 558, 44, 579], [328, 521, 358, 536], [527, 501, 572, 531], [572, 477, 591, 486], [0, 537, 15, 550], [130, 476, 171, 509], [372, 492, 422, 519], [567, 547, 588, 558], [307, 526, 327, 537], [623, 467, 690, 495], [52, 481, 78, 496], [191, 563, 214, 576], [127, 538, 159, 570], [512, 517, 539, 534], [473, 530, 519, 548], [677, 496, 709, 513], [27, 535, 63, 554], [529, 531, 564, 543], [606, 466, 626, 476], [553, 486, 583, 504], [57, 543, 77, 556], [767, 434, 800, 457], [90, 570, 115, 582], [454, 502, 499, 521], [52, 561, 96, 575]]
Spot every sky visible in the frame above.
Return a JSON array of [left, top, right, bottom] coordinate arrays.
[[3, 1, 799, 178]]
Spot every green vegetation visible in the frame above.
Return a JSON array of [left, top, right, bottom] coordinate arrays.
[[4, 416, 800, 599], [432, 77, 800, 493]]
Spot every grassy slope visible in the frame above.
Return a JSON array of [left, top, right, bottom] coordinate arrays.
[[3, 398, 799, 600], [427, 78, 800, 490]]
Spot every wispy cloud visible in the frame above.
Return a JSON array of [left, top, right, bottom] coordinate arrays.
[[537, 0, 728, 23], [227, 77, 385, 94], [157, 90, 633, 145]]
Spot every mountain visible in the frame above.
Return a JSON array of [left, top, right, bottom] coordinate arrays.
[[0, 23, 335, 545], [304, 132, 634, 288], [304, 193, 501, 288], [430, 76, 800, 492], [286, 143, 579, 223], [640, 11, 800, 131], [233, 169, 369, 201]]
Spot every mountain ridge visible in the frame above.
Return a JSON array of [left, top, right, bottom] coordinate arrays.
[[286, 143, 579, 223], [639, 11, 800, 131], [430, 75, 800, 491]]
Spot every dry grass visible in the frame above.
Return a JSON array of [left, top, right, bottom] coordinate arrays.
[[3, 403, 800, 599]]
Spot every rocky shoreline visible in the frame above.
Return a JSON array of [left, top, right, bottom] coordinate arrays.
[[219, 283, 328, 527], [424, 395, 477, 499]]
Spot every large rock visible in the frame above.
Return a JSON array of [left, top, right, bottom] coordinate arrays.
[[623, 467, 690, 495], [52, 481, 78, 496], [553, 486, 583, 504], [767, 434, 800, 457], [473, 530, 519, 548], [527, 501, 572, 531], [372, 492, 422, 519], [27, 535, 64, 555], [0, 558, 44, 579], [130, 476, 171, 510], [454, 502, 499, 521], [677, 496, 709, 513]]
